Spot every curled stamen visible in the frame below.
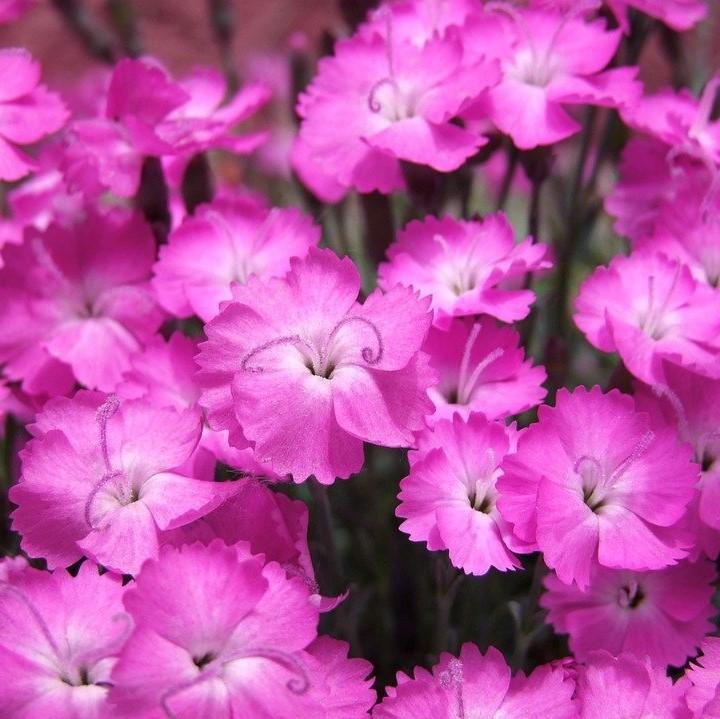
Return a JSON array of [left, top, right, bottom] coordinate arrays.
[[458, 347, 504, 405], [84, 469, 124, 528], [439, 657, 465, 719], [610, 431, 655, 482], [327, 316, 384, 366], [0, 582, 63, 662], [367, 77, 397, 113], [224, 646, 310, 695], [96, 395, 120, 475], [240, 335, 317, 373]]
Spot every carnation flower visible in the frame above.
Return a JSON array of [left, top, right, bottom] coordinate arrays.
[[293, 26, 499, 200], [108, 540, 374, 718], [378, 214, 550, 325], [606, 0, 707, 31], [462, 3, 640, 149], [397, 413, 523, 575], [574, 252, 720, 385], [542, 559, 716, 667], [197, 247, 436, 484], [634, 361, 720, 559], [423, 318, 547, 423], [685, 638, 720, 718], [0, 48, 68, 181], [11, 392, 236, 575], [0, 208, 164, 394], [497, 386, 697, 588], [153, 196, 320, 321], [576, 651, 690, 718], [372, 643, 576, 719], [0, 562, 130, 719]]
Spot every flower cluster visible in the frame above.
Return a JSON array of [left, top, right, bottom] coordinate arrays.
[[0, 0, 718, 716]]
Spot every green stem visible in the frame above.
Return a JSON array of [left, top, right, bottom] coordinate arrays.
[[496, 144, 519, 212]]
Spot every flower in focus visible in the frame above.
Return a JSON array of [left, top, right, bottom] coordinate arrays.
[[197, 247, 436, 484], [685, 638, 720, 718], [498, 386, 697, 588]]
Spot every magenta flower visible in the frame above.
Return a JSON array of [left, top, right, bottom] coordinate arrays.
[[153, 196, 320, 321], [463, 3, 640, 149], [372, 643, 576, 719], [423, 318, 547, 423], [574, 252, 720, 385], [498, 386, 697, 588], [0, 48, 68, 181], [0, 562, 130, 719], [635, 361, 720, 559], [397, 414, 524, 575], [379, 214, 550, 326], [576, 651, 690, 718], [108, 540, 374, 718], [606, 0, 706, 31], [10, 392, 236, 575], [293, 28, 499, 200], [0, 208, 164, 394], [685, 638, 720, 718], [0, 0, 34, 24], [197, 248, 436, 484], [542, 559, 716, 667]]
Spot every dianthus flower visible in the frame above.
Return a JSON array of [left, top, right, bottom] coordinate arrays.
[[423, 318, 547, 423], [65, 59, 269, 197], [462, 3, 640, 149], [153, 196, 319, 321], [497, 386, 697, 588], [378, 214, 550, 325], [685, 638, 720, 718], [197, 248, 436, 484], [542, 559, 715, 667], [372, 643, 576, 719], [634, 361, 720, 559], [0, 48, 68, 181], [397, 414, 524, 575], [108, 541, 374, 718], [575, 651, 690, 718], [292, 23, 499, 200], [606, 0, 706, 31], [574, 252, 720, 385], [11, 392, 236, 575], [0, 562, 130, 719], [0, 208, 163, 393]]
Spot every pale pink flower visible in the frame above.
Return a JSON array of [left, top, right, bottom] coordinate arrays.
[[197, 248, 436, 484]]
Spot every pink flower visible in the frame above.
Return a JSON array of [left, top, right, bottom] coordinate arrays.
[[10, 392, 236, 575], [153, 196, 320, 321], [293, 27, 499, 200], [0, 208, 164, 393], [634, 361, 720, 559], [0, 0, 34, 24], [108, 540, 374, 718], [0, 48, 68, 181], [197, 247, 436, 484], [542, 559, 716, 667], [65, 59, 268, 198], [685, 638, 720, 718], [423, 318, 547, 423], [397, 413, 523, 575], [497, 386, 697, 588], [463, 4, 640, 149], [574, 252, 720, 385], [0, 562, 130, 719], [379, 214, 550, 325], [606, 0, 706, 31], [575, 651, 690, 718], [372, 643, 576, 719]]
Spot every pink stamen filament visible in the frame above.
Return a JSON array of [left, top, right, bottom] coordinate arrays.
[[96, 395, 120, 475], [439, 657, 465, 719]]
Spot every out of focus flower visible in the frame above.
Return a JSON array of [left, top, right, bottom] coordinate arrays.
[[197, 248, 436, 484], [379, 213, 550, 326], [0, 48, 68, 181], [498, 386, 697, 588]]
